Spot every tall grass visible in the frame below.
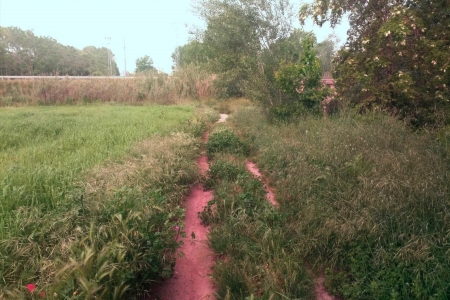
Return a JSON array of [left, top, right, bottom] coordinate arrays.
[[0, 66, 216, 106], [231, 107, 450, 299], [0, 105, 217, 298]]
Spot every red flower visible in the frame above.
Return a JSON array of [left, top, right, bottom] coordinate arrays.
[[40, 291, 46, 298], [27, 283, 36, 292]]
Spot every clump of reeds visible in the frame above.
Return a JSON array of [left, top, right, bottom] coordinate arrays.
[[0, 65, 216, 106]]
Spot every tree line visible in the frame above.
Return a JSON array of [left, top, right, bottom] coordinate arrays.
[[170, 0, 339, 120], [0, 27, 119, 76], [171, 0, 449, 127]]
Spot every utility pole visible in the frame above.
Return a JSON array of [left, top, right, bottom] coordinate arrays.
[[105, 36, 112, 76], [124, 38, 127, 77]]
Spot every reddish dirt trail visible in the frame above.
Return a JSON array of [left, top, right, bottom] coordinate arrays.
[[315, 277, 337, 300], [155, 113, 335, 300], [245, 161, 278, 207], [217, 113, 229, 123], [154, 129, 218, 300]]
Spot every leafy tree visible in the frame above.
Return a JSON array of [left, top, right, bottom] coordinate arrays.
[[195, 0, 295, 99], [135, 55, 155, 73], [315, 35, 338, 73], [82, 46, 119, 76], [171, 40, 212, 70], [301, 0, 450, 127], [193, 0, 331, 119], [0, 26, 119, 76]]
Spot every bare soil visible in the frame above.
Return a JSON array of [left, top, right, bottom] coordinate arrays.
[[245, 161, 278, 206], [217, 114, 229, 123], [153, 130, 217, 300], [315, 277, 337, 300]]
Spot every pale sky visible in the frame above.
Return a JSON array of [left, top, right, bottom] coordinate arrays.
[[0, 0, 349, 75]]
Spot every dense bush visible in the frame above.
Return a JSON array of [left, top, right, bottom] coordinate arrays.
[[302, 0, 450, 127]]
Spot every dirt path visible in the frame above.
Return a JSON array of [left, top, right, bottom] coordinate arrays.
[[155, 113, 334, 300], [245, 161, 278, 207], [217, 113, 229, 123], [153, 123, 219, 300]]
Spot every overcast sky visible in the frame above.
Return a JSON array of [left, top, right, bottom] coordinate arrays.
[[0, 0, 349, 75]]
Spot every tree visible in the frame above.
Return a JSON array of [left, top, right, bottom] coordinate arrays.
[[0, 26, 120, 76], [301, 0, 450, 127], [171, 40, 212, 70], [193, 0, 331, 119], [135, 55, 155, 73], [194, 0, 301, 100], [315, 34, 338, 73]]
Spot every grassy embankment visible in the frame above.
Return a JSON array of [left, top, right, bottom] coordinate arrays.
[[0, 105, 217, 299]]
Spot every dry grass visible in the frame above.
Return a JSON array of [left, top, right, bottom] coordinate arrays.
[[84, 132, 200, 204], [0, 66, 216, 106]]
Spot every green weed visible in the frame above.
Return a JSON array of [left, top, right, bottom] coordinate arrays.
[[231, 107, 450, 299], [206, 125, 250, 158]]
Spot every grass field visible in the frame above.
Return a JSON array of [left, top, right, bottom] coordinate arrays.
[[2, 101, 449, 299], [0, 105, 217, 298], [0, 105, 194, 213]]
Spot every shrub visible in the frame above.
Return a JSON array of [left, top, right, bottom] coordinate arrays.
[[206, 126, 250, 157]]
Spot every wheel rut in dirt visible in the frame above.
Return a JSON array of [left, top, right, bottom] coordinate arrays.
[[155, 113, 335, 300], [245, 161, 278, 207], [154, 115, 229, 300]]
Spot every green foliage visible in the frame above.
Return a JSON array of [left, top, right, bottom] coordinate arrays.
[[201, 149, 313, 299], [315, 35, 337, 73], [273, 38, 329, 119], [135, 55, 155, 73], [206, 125, 250, 157], [0, 105, 209, 298], [0, 26, 120, 76], [302, 0, 450, 127], [232, 107, 450, 299], [195, 0, 297, 100], [208, 156, 243, 182], [171, 40, 213, 70]]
